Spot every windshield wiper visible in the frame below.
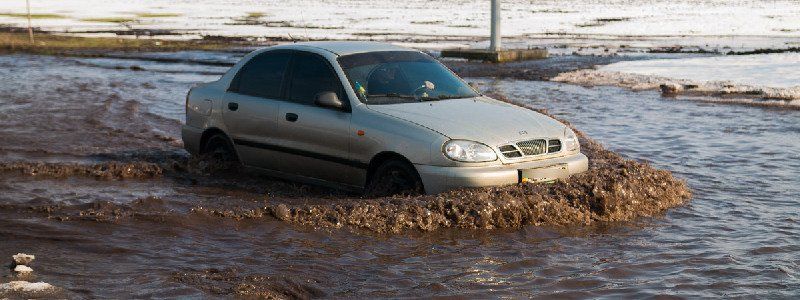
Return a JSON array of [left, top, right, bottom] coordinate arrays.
[[436, 95, 473, 100], [418, 94, 473, 102], [366, 93, 416, 99]]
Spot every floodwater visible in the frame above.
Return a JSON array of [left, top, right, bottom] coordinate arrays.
[[0, 53, 798, 298]]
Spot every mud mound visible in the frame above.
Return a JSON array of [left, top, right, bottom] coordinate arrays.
[[0, 161, 162, 179], [172, 268, 325, 299], [265, 158, 687, 233]]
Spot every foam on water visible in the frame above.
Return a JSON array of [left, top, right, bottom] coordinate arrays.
[[0, 281, 62, 298]]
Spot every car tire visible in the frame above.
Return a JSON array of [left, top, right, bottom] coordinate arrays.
[[365, 159, 424, 197], [201, 133, 240, 171]]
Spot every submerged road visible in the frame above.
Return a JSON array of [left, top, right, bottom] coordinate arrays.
[[0, 53, 797, 298]]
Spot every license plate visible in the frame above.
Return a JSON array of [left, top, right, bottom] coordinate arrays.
[[520, 164, 569, 183]]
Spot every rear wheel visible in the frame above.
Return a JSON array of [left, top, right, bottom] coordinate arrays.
[[200, 133, 240, 172], [365, 159, 424, 197]]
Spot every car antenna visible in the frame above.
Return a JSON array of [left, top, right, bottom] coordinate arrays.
[[288, 33, 297, 43]]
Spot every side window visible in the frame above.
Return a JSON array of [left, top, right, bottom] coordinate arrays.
[[234, 51, 291, 99], [288, 53, 343, 105]]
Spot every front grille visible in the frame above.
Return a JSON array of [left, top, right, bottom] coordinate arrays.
[[516, 139, 547, 156], [548, 139, 562, 153], [498, 145, 523, 158], [500, 138, 561, 159]]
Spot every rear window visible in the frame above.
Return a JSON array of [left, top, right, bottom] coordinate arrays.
[[233, 51, 291, 99]]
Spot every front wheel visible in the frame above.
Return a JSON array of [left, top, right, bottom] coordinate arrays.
[[365, 159, 424, 197]]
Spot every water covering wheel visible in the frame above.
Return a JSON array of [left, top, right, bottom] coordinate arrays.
[[366, 159, 424, 197], [201, 133, 239, 171]]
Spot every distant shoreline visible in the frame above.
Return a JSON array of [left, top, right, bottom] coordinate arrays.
[[0, 26, 258, 55], [3, 25, 800, 57]]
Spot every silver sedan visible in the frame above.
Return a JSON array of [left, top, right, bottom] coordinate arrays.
[[182, 41, 588, 195]]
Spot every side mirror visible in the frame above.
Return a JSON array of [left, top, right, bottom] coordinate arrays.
[[314, 91, 344, 109]]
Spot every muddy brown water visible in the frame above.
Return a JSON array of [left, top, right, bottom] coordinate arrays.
[[0, 53, 798, 298]]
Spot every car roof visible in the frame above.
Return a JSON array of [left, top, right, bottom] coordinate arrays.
[[270, 41, 416, 56]]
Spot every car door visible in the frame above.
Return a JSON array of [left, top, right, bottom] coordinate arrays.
[[271, 51, 359, 186], [222, 50, 291, 170]]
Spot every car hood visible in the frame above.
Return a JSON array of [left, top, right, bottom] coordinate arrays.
[[366, 97, 567, 146]]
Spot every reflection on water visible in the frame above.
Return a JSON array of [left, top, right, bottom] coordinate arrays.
[[0, 54, 798, 298], [488, 79, 800, 295]]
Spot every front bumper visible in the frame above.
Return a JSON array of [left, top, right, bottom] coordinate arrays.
[[416, 153, 589, 194]]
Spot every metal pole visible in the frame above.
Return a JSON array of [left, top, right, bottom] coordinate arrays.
[[489, 0, 501, 51], [26, 0, 34, 44]]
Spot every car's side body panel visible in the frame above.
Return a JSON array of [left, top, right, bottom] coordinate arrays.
[[200, 46, 372, 188], [183, 82, 229, 155], [182, 42, 589, 194], [222, 93, 282, 170], [347, 105, 450, 186], [271, 100, 358, 185]]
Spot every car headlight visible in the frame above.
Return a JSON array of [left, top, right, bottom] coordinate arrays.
[[443, 140, 497, 162], [564, 127, 580, 152]]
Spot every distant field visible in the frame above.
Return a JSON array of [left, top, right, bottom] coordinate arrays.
[[1, 0, 799, 48]]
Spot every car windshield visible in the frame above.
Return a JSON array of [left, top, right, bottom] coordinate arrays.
[[338, 51, 478, 104]]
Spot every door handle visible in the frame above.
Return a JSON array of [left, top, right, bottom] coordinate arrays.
[[285, 113, 298, 122], [228, 102, 238, 111]]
